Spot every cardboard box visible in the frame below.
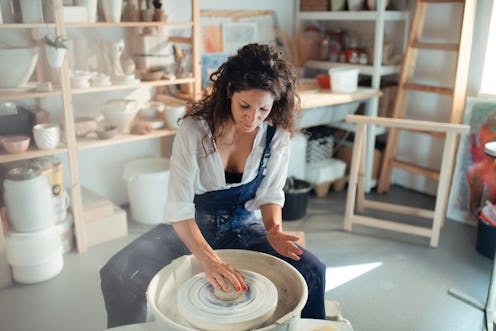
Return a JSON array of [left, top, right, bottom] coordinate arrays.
[[85, 205, 128, 248], [80, 187, 115, 221]]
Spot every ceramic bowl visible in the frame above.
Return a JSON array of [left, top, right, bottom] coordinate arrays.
[[101, 99, 139, 132], [33, 123, 61, 150], [0, 47, 39, 88], [139, 101, 165, 119], [95, 125, 118, 140], [1, 135, 30, 154]]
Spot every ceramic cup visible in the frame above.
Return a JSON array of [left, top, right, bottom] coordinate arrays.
[[33, 123, 61, 150]]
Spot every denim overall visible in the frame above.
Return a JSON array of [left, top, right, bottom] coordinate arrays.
[[100, 126, 326, 328]]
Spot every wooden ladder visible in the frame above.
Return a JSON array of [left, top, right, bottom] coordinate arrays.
[[377, 0, 477, 193]]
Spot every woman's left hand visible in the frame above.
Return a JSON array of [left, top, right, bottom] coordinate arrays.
[[267, 224, 303, 261]]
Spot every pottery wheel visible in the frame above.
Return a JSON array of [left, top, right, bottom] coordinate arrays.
[[177, 270, 278, 331]]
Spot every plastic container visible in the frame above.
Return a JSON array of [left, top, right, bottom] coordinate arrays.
[[329, 67, 359, 93], [282, 178, 312, 221], [123, 158, 170, 224], [6, 226, 63, 284], [288, 133, 307, 180], [477, 218, 496, 259], [3, 172, 54, 232]]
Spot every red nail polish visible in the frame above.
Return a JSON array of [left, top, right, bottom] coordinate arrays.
[[242, 285, 248, 291]]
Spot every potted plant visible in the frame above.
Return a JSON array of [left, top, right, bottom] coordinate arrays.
[[43, 34, 68, 68]]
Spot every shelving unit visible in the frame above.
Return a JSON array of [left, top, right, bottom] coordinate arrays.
[[0, 0, 201, 252], [295, 0, 410, 191]]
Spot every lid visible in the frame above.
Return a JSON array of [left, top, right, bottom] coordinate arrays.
[[31, 156, 58, 170], [6, 165, 42, 181]]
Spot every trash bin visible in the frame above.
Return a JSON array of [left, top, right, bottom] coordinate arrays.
[[282, 177, 312, 221], [477, 218, 496, 259], [123, 158, 170, 224]]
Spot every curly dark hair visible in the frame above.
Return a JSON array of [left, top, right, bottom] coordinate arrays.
[[184, 43, 301, 152]]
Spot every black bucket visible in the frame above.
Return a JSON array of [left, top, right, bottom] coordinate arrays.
[[282, 178, 312, 221], [477, 218, 496, 259]]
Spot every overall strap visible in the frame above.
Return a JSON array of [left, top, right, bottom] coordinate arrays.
[[258, 124, 276, 176]]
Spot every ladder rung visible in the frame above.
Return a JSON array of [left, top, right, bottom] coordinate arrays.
[[399, 128, 446, 139], [390, 159, 440, 180], [403, 83, 454, 95], [419, 0, 465, 3], [411, 42, 459, 51]]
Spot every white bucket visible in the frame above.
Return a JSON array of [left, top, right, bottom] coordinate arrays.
[[329, 67, 359, 93], [3, 174, 54, 232], [123, 158, 170, 224], [6, 226, 63, 284]]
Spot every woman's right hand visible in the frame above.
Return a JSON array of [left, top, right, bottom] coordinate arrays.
[[200, 256, 247, 292], [171, 219, 247, 292]]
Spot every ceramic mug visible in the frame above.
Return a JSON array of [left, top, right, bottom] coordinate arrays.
[[33, 123, 61, 150]]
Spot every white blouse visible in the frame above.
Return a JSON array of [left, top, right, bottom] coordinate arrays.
[[163, 116, 290, 223]]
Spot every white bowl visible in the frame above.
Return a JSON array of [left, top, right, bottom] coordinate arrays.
[[33, 123, 61, 150], [0, 47, 39, 88], [101, 99, 139, 132]]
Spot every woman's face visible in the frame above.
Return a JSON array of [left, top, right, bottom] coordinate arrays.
[[230, 89, 275, 133]]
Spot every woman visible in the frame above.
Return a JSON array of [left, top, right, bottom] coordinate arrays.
[[100, 43, 327, 328]]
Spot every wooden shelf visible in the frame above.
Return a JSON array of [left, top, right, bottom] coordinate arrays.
[[0, 23, 56, 29], [306, 60, 401, 76], [0, 146, 68, 163], [0, 89, 63, 101], [71, 77, 196, 95], [76, 129, 176, 151], [64, 21, 193, 28], [298, 10, 409, 21], [0, 0, 202, 253]]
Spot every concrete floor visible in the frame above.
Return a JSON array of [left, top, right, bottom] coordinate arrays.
[[0, 186, 492, 331]]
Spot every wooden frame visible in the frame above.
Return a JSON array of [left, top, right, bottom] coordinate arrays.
[[344, 115, 469, 247]]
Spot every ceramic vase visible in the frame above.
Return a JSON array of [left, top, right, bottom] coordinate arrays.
[[75, 0, 97, 22], [102, 0, 123, 23], [45, 46, 66, 69]]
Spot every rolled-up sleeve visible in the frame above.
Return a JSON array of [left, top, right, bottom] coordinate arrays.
[[163, 120, 198, 223]]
